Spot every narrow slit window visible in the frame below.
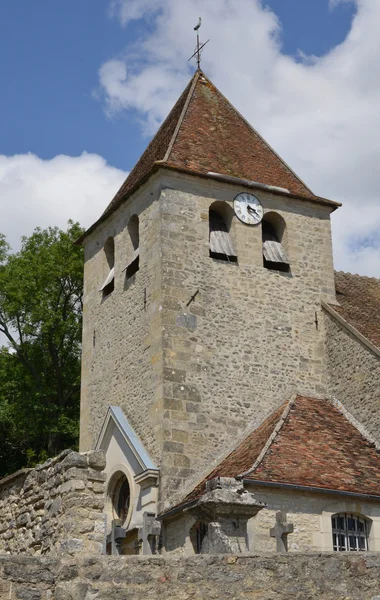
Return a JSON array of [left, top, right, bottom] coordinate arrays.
[[125, 216, 140, 279], [190, 521, 208, 554], [262, 219, 290, 273], [209, 209, 237, 262], [100, 237, 115, 296]]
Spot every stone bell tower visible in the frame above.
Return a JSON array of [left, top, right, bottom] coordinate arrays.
[[78, 69, 339, 508]]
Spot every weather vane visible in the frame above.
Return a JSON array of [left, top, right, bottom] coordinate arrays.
[[188, 17, 209, 70]]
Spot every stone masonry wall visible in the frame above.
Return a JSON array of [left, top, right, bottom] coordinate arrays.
[[1, 554, 380, 599], [164, 487, 380, 555], [0, 450, 106, 557], [79, 174, 164, 464], [159, 172, 336, 504], [324, 310, 380, 445], [79, 169, 337, 509]]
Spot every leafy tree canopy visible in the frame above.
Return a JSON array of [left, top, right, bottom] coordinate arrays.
[[0, 222, 84, 476]]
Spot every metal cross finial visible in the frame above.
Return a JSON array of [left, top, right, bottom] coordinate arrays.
[[188, 17, 209, 70]]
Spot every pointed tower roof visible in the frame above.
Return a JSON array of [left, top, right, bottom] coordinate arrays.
[[79, 70, 340, 242]]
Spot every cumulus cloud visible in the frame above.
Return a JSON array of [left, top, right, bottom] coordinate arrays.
[[0, 153, 127, 251], [99, 0, 380, 276]]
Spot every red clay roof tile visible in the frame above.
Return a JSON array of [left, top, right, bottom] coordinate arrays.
[[79, 70, 340, 243], [106, 69, 317, 215], [333, 271, 380, 348], [181, 396, 380, 506]]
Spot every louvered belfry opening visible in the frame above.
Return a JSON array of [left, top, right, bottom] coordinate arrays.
[[126, 215, 140, 279], [209, 206, 237, 263], [262, 213, 290, 273], [100, 236, 115, 296]]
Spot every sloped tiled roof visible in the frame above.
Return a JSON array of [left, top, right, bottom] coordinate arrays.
[[105, 76, 195, 215], [79, 70, 340, 242], [333, 271, 380, 348], [181, 396, 380, 506]]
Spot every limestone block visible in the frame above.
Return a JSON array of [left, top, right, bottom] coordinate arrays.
[[61, 453, 88, 471], [87, 451, 106, 472], [59, 538, 83, 556]]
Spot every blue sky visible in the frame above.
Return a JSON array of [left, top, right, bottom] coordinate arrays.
[[1, 0, 380, 277], [0, 1, 355, 170]]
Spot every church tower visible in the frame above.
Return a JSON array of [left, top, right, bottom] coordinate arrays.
[[78, 70, 339, 508]]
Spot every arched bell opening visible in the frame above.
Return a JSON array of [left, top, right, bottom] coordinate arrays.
[[209, 201, 237, 263], [262, 212, 290, 273]]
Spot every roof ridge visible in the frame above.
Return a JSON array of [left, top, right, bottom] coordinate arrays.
[[196, 73, 315, 197], [237, 394, 297, 479], [329, 396, 380, 452], [322, 300, 380, 355], [335, 270, 380, 282], [163, 70, 200, 163]]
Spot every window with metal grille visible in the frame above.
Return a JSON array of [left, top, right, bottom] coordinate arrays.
[[209, 209, 237, 262], [332, 513, 369, 552]]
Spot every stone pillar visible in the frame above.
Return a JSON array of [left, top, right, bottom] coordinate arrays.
[[187, 477, 265, 554]]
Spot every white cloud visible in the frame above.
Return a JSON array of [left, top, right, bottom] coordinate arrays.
[[0, 153, 127, 251], [109, 0, 160, 26], [99, 0, 380, 276], [329, 0, 355, 9]]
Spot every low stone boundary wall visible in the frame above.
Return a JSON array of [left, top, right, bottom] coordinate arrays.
[[0, 553, 380, 600], [0, 450, 106, 556]]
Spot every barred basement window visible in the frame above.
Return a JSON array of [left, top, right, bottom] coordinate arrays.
[[332, 513, 370, 552], [100, 237, 115, 296], [125, 215, 140, 279], [209, 205, 237, 263], [262, 212, 290, 273]]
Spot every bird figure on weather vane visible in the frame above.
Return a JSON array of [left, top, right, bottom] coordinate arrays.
[[188, 17, 209, 69]]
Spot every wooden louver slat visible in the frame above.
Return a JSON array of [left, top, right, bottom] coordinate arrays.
[[263, 229, 289, 264], [209, 211, 236, 257]]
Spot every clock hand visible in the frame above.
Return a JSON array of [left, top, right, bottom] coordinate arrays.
[[247, 205, 259, 218]]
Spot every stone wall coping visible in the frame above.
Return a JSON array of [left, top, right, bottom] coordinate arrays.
[[1, 551, 380, 565], [1, 553, 380, 600], [322, 300, 380, 358], [0, 467, 30, 489], [0, 449, 74, 489]]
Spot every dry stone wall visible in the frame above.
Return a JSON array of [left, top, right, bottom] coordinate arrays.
[[324, 310, 380, 445], [0, 450, 106, 557], [0, 554, 380, 599]]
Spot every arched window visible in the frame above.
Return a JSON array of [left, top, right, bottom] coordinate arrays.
[[209, 203, 237, 262], [262, 212, 290, 273], [125, 215, 140, 279], [105, 471, 132, 555], [100, 236, 115, 296], [332, 513, 370, 551]]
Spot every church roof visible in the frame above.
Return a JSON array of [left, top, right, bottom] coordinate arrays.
[[79, 70, 340, 243], [333, 271, 380, 348], [179, 396, 380, 507]]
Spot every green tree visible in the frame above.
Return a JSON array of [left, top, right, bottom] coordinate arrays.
[[0, 222, 84, 476]]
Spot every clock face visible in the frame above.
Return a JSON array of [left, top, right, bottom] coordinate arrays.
[[234, 193, 263, 225]]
